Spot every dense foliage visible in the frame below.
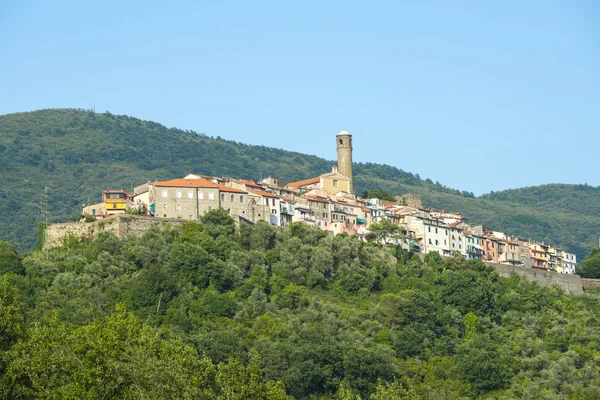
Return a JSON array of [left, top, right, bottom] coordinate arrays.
[[1, 109, 599, 259], [579, 248, 600, 278], [2, 211, 600, 399]]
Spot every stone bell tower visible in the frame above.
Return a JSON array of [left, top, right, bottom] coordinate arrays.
[[336, 130, 353, 194]]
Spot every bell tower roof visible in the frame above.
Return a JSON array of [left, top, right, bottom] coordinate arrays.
[[337, 130, 351, 136]]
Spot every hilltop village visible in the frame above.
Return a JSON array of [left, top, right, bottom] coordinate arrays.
[[83, 130, 577, 275]]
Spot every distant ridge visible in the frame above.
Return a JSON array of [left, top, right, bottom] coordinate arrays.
[[0, 108, 598, 258]]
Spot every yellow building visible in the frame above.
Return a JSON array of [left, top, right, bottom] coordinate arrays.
[[529, 243, 549, 269], [319, 167, 351, 195], [104, 190, 127, 216]]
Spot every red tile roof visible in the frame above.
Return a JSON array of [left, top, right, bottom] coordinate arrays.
[[305, 195, 328, 203], [155, 179, 217, 188], [286, 176, 320, 188], [248, 188, 280, 198], [215, 184, 246, 194], [234, 179, 259, 186]]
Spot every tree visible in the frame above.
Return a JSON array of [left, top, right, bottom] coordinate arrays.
[[201, 208, 236, 238], [362, 190, 395, 202], [0, 276, 25, 352], [3, 305, 217, 399], [216, 358, 287, 400], [578, 247, 600, 278], [367, 219, 403, 245], [0, 241, 24, 275]]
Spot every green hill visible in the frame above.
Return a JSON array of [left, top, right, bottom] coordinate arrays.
[[2, 215, 600, 398], [0, 108, 598, 258]]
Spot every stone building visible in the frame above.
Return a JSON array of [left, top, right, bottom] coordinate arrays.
[[154, 178, 221, 220]]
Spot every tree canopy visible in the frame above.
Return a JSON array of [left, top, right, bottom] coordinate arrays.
[[1, 211, 600, 398]]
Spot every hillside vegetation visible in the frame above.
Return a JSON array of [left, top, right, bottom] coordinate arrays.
[[1, 108, 599, 258], [2, 215, 600, 398]]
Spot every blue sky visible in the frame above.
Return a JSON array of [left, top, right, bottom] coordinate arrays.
[[1, 0, 598, 195]]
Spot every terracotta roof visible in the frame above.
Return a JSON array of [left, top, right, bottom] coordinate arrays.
[[286, 176, 320, 188], [215, 184, 246, 193], [248, 188, 280, 198], [234, 179, 259, 186], [305, 195, 328, 203], [155, 179, 217, 188]]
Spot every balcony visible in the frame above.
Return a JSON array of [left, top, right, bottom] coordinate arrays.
[[280, 207, 294, 216], [300, 214, 316, 222]]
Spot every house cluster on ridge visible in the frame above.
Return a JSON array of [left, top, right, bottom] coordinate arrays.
[[83, 130, 577, 275]]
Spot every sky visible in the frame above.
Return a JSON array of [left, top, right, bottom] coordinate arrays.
[[1, 1, 598, 195]]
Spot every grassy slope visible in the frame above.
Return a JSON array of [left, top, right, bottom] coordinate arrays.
[[0, 109, 597, 258]]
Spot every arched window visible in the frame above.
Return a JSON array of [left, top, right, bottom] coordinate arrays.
[[240, 195, 244, 204], [338, 139, 343, 145], [230, 194, 234, 202], [221, 193, 225, 202]]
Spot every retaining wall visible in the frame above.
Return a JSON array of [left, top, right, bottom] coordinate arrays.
[[44, 215, 187, 248], [581, 278, 600, 291], [417, 253, 584, 294], [490, 262, 583, 295]]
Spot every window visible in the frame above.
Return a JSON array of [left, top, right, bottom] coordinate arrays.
[[324, 203, 328, 209], [209, 192, 214, 200], [435, 240, 439, 245], [177, 205, 181, 211], [230, 194, 234, 203], [459, 244, 462, 249], [444, 240, 447, 245], [162, 189, 168, 198], [452, 235, 455, 240], [199, 191, 204, 200], [221, 193, 225, 202], [429, 239, 432, 244], [272, 209, 277, 214], [240, 195, 244, 204], [176, 190, 182, 199], [187, 191, 193, 199], [445, 230, 448, 235], [428, 226, 431, 232], [272, 198, 276, 206], [333, 180, 338, 187], [163, 204, 167, 209], [452, 243, 455, 248], [435, 228, 438, 234]]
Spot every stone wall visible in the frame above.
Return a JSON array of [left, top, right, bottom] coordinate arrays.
[[417, 252, 584, 294], [581, 278, 600, 291], [395, 194, 423, 208], [490, 262, 583, 295], [44, 215, 187, 248]]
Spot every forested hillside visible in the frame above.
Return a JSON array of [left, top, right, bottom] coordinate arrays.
[[1, 108, 598, 258], [2, 215, 600, 398]]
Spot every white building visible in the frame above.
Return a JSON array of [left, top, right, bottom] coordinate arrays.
[[562, 251, 577, 274], [406, 216, 452, 256]]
